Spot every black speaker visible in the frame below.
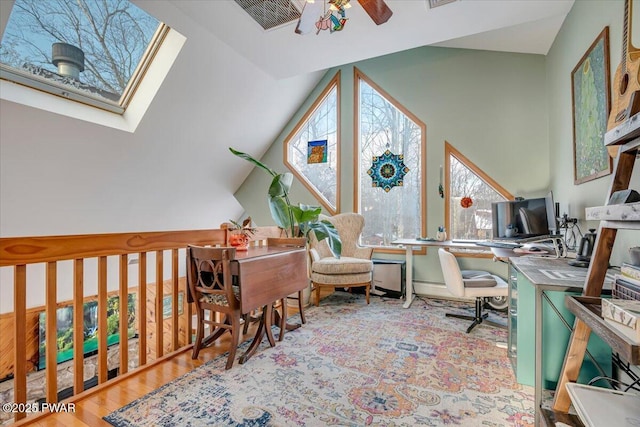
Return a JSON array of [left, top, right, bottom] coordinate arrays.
[[607, 189, 640, 205]]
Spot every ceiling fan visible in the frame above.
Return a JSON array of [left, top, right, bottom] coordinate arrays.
[[296, 0, 393, 35], [234, 0, 394, 34]]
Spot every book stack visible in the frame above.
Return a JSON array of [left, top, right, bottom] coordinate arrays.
[[613, 263, 640, 300]]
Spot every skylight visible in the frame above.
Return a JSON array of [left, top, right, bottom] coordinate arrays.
[[0, 0, 167, 114]]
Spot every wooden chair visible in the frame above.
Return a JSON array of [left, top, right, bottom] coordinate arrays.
[[186, 245, 241, 369], [267, 237, 308, 331], [308, 213, 373, 306]]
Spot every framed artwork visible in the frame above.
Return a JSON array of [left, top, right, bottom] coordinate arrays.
[[307, 139, 328, 164], [571, 27, 612, 185]]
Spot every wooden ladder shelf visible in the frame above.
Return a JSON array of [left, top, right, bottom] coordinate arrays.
[[552, 122, 640, 414]]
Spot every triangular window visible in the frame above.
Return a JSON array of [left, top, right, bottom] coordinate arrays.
[[445, 142, 512, 240]]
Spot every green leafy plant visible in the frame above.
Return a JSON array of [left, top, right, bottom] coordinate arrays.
[[228, 218, 257, 237], [229, 147, 341, 257]]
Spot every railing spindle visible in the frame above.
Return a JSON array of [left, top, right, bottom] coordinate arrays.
[[172, 249, 179, 351], [97, 256, 108, 384], [13, 265, 27, 422], [0, 228, 228, 423], [73, 258, 84, 394], [138, 252, 147, 366], [155, 250, 163, 358], [119, 254, 129, 375], [45, 262, 58, 403]]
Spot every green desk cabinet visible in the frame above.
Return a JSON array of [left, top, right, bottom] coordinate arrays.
[[507, 260, 611, 389]]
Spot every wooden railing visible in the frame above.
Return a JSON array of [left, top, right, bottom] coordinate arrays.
[[0, 229, 230, 423]]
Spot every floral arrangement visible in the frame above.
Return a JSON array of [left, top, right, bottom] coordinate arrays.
[[460, 196, 473, 209]]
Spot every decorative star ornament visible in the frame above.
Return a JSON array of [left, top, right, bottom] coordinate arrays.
[[367, 149, 410, 192]]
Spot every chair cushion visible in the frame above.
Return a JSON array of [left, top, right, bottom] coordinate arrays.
[[463, 275, 509, 298], [200, 285, 240, 306], [461, 270, 497, 288], [311, 256, 373, 275], [463, 277, 497, 288], [461, 270, 493, 280], [311, 271, 372, 286]]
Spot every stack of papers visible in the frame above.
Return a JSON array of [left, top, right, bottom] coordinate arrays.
[[601, 298, 640, 343], [566, 383, 640, 426]]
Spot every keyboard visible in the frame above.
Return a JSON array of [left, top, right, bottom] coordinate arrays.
[[476, 240, 523, 249]]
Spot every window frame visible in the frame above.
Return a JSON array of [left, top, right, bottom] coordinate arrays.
[[354, 67, 426, 253], [444, 141, 513, 245], [0, 1, 169, 115], [0, 27, 185, 133], [283, 71, 341, 215]]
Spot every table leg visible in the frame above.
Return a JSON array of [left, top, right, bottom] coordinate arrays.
[[239, 314, 265, 365], [273, 300, 302, 340], [403, 245, 414, 308], [278, 298, 286, 341], [264, 304, 276, 347], [275, 309, 302, 331]]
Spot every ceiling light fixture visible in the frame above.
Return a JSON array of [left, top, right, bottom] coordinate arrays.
[[295, 0, 350, 35]]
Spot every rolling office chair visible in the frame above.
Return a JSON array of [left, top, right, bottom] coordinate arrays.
[[438, 248, 509, 333]]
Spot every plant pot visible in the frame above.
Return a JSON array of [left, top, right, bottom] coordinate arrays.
[[229, 233, 249, 251]]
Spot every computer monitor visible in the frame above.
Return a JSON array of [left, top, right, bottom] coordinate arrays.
[[491, 192, 558, 240], [544, 191, 560, 235]]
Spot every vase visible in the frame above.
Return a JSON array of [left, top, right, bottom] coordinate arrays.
[[229, 233, 249, 251], [436, 230, 447, 242]]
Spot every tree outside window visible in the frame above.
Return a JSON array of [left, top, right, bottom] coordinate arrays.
[[445, 142, 512, 240], [356, 69, 426, 248], [0, 0, 164, 112], [284, 73, 340, 213]]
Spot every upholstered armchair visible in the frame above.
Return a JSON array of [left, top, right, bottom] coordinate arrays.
[[309, 213, 374, 306]]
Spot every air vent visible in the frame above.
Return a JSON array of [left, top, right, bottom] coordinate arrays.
[[427, 0, 457, 8], [235, 0, 303, 30]]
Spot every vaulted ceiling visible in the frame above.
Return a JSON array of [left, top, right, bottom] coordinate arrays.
[[0, 0, 578, 236], [130, 0, 575, 209], [168, 0, 574, 79]]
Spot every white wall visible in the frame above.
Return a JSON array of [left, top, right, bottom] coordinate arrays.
[[0, 1, 323, 312]]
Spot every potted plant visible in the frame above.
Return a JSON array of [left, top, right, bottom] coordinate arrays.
[[229, 147, 341, 258], [225, 218, 256, 251]]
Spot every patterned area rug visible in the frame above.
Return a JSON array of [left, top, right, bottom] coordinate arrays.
[[104, 293, 534, 426]]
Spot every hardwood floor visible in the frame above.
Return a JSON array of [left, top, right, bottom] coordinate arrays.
[[12, 291, 332, 427]]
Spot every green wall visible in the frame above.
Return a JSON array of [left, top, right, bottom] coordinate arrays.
[[236, 46, 548, 283], [546, 0, 639, 266], [236, 0, 640, 284]]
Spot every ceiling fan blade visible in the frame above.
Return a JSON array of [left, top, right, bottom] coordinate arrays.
[[357, 0, 393, 25]]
